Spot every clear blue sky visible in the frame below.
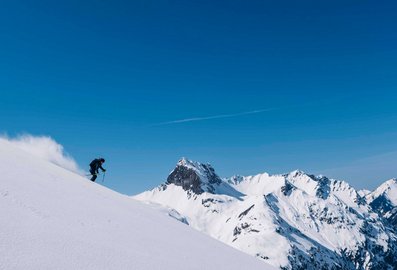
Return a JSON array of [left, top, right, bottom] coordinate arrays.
[[1, 0, 397, 194]]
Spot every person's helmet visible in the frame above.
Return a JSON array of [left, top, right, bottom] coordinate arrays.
[[100, 158, 105, 163]]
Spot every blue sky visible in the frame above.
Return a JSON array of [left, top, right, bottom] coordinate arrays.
[[1, 0, 397, 194]]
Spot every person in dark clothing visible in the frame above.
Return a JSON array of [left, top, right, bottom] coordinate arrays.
[[89, 158, 106, 182]]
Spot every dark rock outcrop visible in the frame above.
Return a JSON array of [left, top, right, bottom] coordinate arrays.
[[166, 158, 222, 194]]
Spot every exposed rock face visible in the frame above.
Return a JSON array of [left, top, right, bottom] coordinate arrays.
[[166, 158, 222, 194], [167, 163, 203, 193]]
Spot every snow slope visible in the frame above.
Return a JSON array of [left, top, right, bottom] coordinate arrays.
[[0, 139, 273, 270]]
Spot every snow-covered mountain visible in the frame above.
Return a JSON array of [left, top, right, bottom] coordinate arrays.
[[0, 140, 273, 270], [135, 158, 397, 270], [366, 178, 397, 226]]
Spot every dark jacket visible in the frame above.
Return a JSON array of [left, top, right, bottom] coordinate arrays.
[[90, 159, 106, 174]]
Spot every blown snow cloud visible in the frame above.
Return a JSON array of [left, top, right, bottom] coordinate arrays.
[[0, 134, 81, 173]]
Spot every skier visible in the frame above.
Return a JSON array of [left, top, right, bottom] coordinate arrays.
[[89, 158, 106, 182]]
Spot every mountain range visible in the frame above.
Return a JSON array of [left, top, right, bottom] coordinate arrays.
[[135, 158, 397, 270]]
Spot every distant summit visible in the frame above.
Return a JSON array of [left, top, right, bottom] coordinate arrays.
[[366, 178, 397, 226], [167, 158, 222, 194], [167, 158, 243, 197]]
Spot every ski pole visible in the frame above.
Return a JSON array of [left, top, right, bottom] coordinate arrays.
[[102, 173, 106, 183]]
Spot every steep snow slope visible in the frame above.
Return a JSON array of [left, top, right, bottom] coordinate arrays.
[[136, 159, 397, 270], [0, 139, 273, 270]]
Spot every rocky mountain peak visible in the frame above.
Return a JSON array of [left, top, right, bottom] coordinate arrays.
[[284, 170, 333, 199], [377, 178, 397, 193], [167, 158, 222, 194], [367, 178, 397, 204], [366, 178, 397, 225], [287, 169, 307, 178], [177, 157, 197, 167]]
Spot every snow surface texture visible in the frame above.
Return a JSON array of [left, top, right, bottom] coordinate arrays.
[[0, 139, 274, 270], [136, 159, 397, 270]]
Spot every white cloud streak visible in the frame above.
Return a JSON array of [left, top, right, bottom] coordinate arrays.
[[150, 108, 275, 126]]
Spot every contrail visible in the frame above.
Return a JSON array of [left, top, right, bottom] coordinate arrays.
[[150, 108, 275, 126]]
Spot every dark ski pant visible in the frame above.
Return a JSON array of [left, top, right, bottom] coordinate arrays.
[[90, 169, 97, 182]]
